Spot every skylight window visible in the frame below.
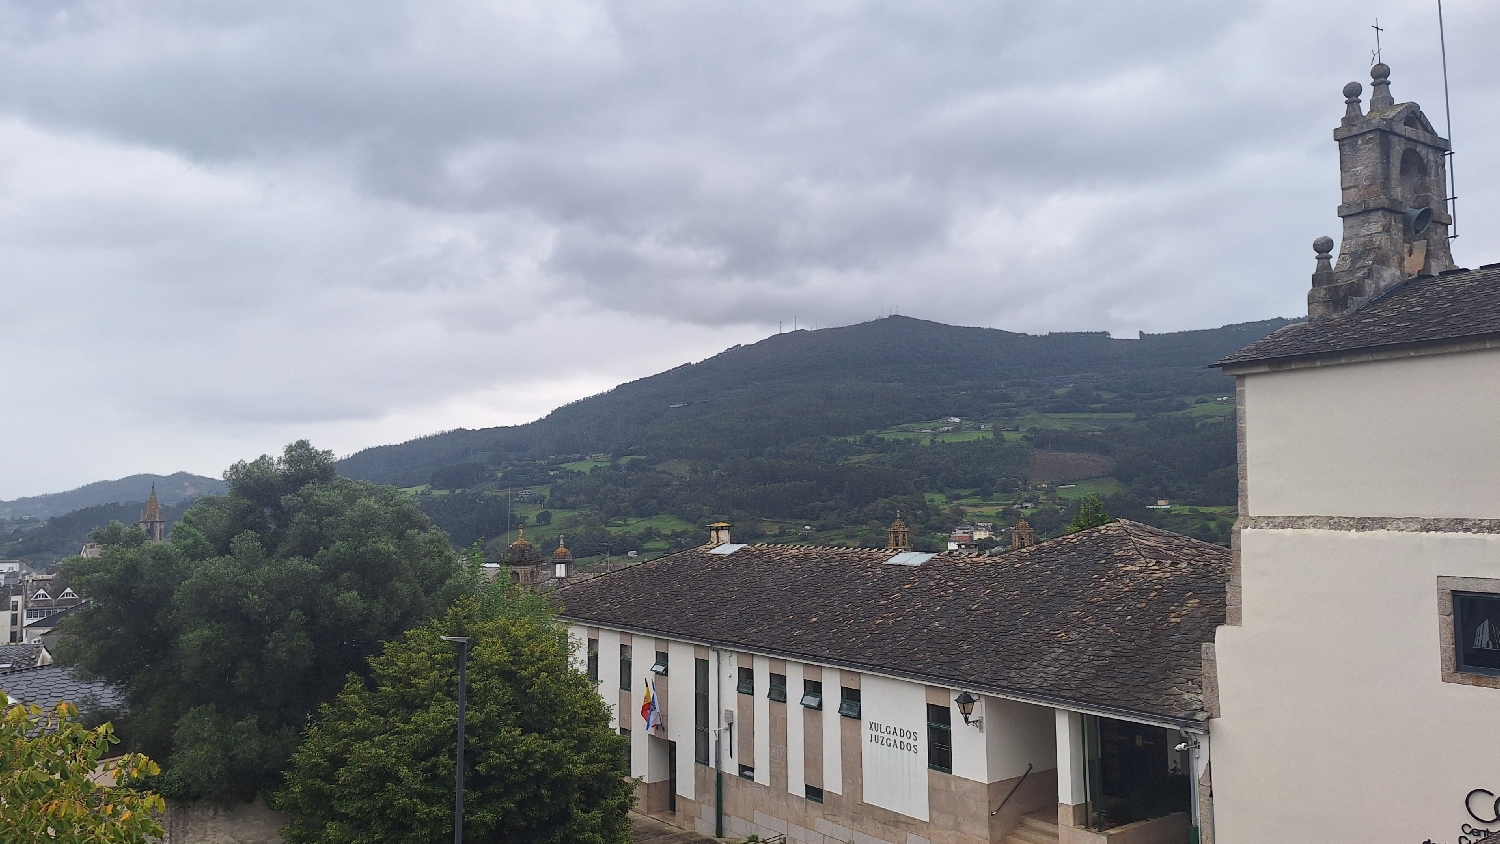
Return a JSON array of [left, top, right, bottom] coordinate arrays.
[[707, 544, 747, 555], [885, 552, 934, 567]]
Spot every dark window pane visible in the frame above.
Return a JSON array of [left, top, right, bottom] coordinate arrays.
[[695, 658, 711, 765], [1457, 592, 1500, 675], [587, 638, 599, 684], [768, 673, 787, 703], [804, 784, 824, 803], [838, 687, 861, 719], [620, 644, 632, 691], [739, 764, 755, 780], [736, 666, 755, 695], [652, 651, 669, 676], [927, 703, 953, 773], [800, 678, 823, 710]]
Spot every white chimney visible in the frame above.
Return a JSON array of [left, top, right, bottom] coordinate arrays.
[[708, 522, 732, 545]]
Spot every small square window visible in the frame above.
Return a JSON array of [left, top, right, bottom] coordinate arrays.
[[838, 687, 861, 719], [800, 679, 823, 710], [1456, 592, 1500, 677], [804, 784, 824, 803], [736, 666, 754, 695], [651, 651, 669, 676], [768, 673, 787, 703], [739, 764, 755, 780]]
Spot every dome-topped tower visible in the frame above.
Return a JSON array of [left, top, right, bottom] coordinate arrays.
[[552, 535, 574, 580], [886, 515, 911, 551], [503, 525, 544, 566]]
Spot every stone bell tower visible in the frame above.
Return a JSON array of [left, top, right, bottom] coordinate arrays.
[[1309, 63, 1454, 320]]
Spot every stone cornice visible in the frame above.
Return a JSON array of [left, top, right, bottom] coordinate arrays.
[[1242, 515, 1500, 534]]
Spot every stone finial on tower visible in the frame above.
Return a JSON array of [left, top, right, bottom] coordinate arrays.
[[1368, 63, 1394, 110], [1310, 64, 1454, 321], [1342, 81, 1363, 123]]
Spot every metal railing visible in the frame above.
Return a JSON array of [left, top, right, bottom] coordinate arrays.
[[990, 762, 1035, 816]]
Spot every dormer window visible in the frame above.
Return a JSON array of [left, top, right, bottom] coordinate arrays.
[[31, 589, 49, 601], [59, 588, 78, 600]]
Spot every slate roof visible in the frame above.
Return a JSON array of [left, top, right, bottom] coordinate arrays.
[[0, 664, 123, 713], [557, 520, 1227, 727], [1216, 265, 1500, 368], [0, 644, 47, 672]]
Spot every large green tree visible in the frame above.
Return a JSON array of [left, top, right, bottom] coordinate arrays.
[[57, 441, 473, 804], [277, 586, 634, 844]]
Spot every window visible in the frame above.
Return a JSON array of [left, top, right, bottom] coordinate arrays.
[[59, 588, 77, 600], [620, 644, 632, 691], [8, 613, 16, 627], [619, 728, 632, 768], [587, 638, 599, 683], [800, 679, 823, 710], [31, 589, 49, 601], [25, 608, 61, 620], [1456, 592, 1500, 677], [804, 784, 824, 804], [695, 658, 711, 765], [768, 673, 787, 703], [739, 764, 755, 780], [838, 687, 861, 719], [736, 666, 754, 695], [927, 703, 953, 773], [651, 651, 669, 676]]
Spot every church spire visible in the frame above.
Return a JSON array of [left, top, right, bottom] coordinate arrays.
[[139, 484, 166, 542]]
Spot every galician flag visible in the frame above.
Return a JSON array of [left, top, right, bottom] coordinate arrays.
[[641, 678, 660, 729]]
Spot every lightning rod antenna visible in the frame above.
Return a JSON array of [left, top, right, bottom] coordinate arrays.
[[1437, 0, 1458, 239]]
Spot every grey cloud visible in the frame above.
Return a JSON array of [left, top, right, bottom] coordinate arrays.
[[0, 0, 1497, 498]]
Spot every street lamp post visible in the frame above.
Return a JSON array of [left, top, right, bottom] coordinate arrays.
[[440, 636, 471, 844]]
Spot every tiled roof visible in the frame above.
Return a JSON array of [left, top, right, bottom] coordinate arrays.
[[557, 521, 1227, 726], [1216, 265, 1500, 368], [0, 644, 46, 672], [0, 665, 124, 713]]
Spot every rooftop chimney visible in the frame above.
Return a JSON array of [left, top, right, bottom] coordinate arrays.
[[708, 522, 732, 546], [1310, 64, 1454, 320]]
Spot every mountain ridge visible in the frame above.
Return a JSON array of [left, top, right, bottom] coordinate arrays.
[[0, 472, 226, 521], [338, 315, 1296, 487]]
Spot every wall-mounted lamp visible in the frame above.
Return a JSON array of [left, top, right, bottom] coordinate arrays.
[[955, 691, 983, 731]]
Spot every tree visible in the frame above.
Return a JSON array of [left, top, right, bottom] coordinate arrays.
[[1067, 493, 1112, 533], [57, 441, 473, 804], [0, 696, 165, 843], [276, 585, 634, 844]]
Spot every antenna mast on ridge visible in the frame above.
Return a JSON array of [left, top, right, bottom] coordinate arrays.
[[1437, 0, 1459, 239]]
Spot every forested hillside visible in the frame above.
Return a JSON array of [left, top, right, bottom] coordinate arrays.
[[0, 472, 224, 520], [339, 316, 1292, 557]]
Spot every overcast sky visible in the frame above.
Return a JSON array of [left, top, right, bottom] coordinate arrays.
[[1, 0, 1496, 500]]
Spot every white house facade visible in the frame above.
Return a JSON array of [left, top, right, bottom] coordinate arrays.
[[1209, 63, 1500, 844]]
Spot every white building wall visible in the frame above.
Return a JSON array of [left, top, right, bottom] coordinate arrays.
[[753, 654, 772, 787], [1242, 348, 1500, 518], [1215, 528, 1500, 843], [598, 628, 621, 729], [950, 693, 987, 782], [984, 696, 1056, 783], [822, 678, 843, 795], [667, 640, 696, 801], [785, 661, 805, 796], [861, 674, 930, 821]]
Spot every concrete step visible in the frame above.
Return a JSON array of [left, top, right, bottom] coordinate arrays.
[[1019, 813, 1060, 835], [1003, 824, 1060, 844]]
